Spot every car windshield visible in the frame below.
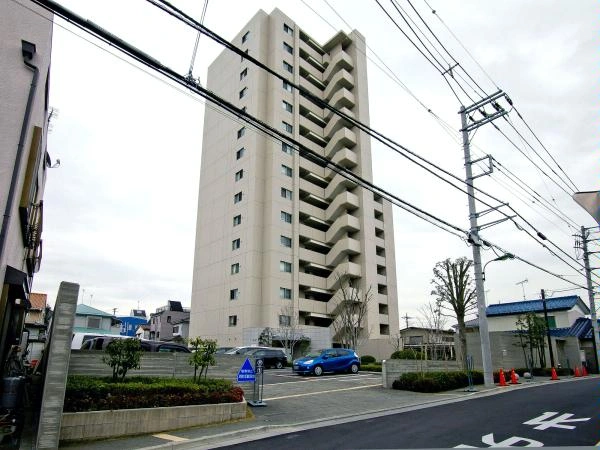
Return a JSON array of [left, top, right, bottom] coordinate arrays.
[[304, 351, 322, 358]]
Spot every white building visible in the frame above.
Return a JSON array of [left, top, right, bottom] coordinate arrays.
[[190, 8, 399, 359]]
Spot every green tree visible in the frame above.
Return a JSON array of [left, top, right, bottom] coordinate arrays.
[[515, 313, 547, 369], [188, 338, 217, 381], [102, 338, 143, 381], [431, 257, 477, 369]]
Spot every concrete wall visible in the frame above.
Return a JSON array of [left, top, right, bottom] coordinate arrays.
[[60, 401, 246, 442], [68, 352, 250, 382], [487, 311, 573, 332], [381, 359, 460, 388]]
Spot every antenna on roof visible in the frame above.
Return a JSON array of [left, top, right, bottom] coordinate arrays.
[[516, 279, 528, 300]]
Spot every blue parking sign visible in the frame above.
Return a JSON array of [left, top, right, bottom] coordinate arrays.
[[237, 358, 256, 383]]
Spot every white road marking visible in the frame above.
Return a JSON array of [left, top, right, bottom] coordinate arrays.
[[153, 433, 189, 442], [264, 383, 382, 400], [263, 375, 380, 386], [524, 411, 590, 430]]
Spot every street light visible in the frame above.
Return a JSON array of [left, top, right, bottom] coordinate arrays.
[[482, 253, 515, 281]]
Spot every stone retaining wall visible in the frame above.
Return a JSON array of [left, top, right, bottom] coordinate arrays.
[[60, 400, 247, 442], [381, 359, 460, 388]]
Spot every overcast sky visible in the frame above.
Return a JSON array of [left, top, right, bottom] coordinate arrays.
[[24, 0, 599, 326]]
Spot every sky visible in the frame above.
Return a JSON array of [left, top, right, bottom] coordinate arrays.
[[23, 0, 600, 327]]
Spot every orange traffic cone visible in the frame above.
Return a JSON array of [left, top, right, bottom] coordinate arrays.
[[498, 368, 508, 386], [550, 367, 559, 380], [582, 366, 589, 376], [574, 367, 581, 377], [510, 369, 519, 384]]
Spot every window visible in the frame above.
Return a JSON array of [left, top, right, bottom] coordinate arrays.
[[232, 238, 241, 250], [233, 215, 242, 226], [242, 31, 250, 43], [283, 80, 293, 93], [87, 317, 101, 329], [166, 316, 171, 323], [282, 121, 293, 133], [241, 49, 249, 61], [239, 87, 247, 99], [230, 289, 239, 300], [283, 42, 293, 54], [281, 164, 292, 177], [231, 263, 240, 274], [281, 235, 292, 247], [229, 315, 238, 326], [281, 211, 292, 223], [237, 127, 245, 139], [281, 187, 292, 200], [280, 261, 292, 272], [279, 315, 291, 326], [235, 169, 244, 181], [240, 68, 247, 80], [236, 147, 245, 160], [282, 142, 293, 154], [283, 61, 293, 73], [283, 23, 293, 36], [547, 316, 557, 329], [234, 192, 243, 203], [282, 100, 293, 113], [279, 287, 292, 299]]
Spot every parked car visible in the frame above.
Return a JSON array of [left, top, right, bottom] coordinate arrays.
[[244, 348, 287, 369], [71, 332, 118, 350], [80, 337, 190, 353], [215, 347, 234, 354], [293, 348, 360, 376], [224, 346, 269, 355]]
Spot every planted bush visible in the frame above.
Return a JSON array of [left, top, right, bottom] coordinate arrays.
[[64, 376, 244, 412], [360, 363, 382, 372], [390, 349, 423, 360], [360, 355, 376, 364], [392, 370, 483, 392]]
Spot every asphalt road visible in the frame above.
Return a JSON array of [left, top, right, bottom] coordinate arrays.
[[226, 378, 600, 449]]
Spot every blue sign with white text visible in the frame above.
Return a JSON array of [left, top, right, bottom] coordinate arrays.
[[237, 358, 256, 383]]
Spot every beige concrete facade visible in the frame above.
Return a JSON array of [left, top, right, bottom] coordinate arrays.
[[190, 9, 399, 359]]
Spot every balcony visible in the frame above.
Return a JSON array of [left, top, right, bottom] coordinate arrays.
[[299, 272, 327, 290], [299, 177, 326, 197], [301, 237, 331, 254], [326, 213, 360, 243], [324, 69, 354, 100], [329, 88, 355, 110], [300, 169, 328, 189], [325, 172, 358, 200], [324, 128, 356, 159], [327, 261, 361, 290], [299, 223, 326, 242], [299, 246, 326, 265], [324, 50, 353, 83], [299, 297, 329, 315], [326, 191, 359, 222], [301, 191, 329, 210], [300, 213, 330, 232], [329, 147, 358, 169], [325, 236, 361, 267], [299, 126, 328, 148], [324, 108, 354, 138]]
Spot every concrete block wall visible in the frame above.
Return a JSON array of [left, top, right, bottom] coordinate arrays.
[[381, 359, 460, 388], [60, 401, 247, 442]]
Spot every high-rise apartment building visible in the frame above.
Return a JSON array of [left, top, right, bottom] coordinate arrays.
[[190, 8, 399, 358]]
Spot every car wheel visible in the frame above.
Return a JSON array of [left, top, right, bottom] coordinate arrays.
[[313, 365, 323, 376], [350, 363, 359, 374], [276, 361, 283, 369]]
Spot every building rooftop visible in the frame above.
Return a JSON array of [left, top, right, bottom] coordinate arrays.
[[76, 304, 114, 317], [486, 295, 589, 317], [29, 292, 47, 310]]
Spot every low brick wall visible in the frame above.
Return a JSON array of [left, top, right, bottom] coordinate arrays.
[[60, 400, 247, 442], [382, 359, 460, 388]]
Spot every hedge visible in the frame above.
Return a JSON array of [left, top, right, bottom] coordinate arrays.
[[390, 349, 423, 360], [360, 363, 382, 372], [64, 376, 244, 412], [392, 371, 483, 393], [360, 355, 376, 364]]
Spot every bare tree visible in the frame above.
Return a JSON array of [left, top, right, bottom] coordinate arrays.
[[330, 273, 373, 352], [417, 299, 448, 360], [277, 305, 303, 360], [431, 257, 477, 369], [389, 332, 403, 353]]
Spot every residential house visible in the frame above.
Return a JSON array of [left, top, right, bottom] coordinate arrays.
[[172, 317, 190, 342], [118, 309, 148, 337], [73, 304, 121, 335], [135, 324, 150, 340], [399, 326, 455, 359], [149, 301, 189, 341], [24, 292, 47, 361]]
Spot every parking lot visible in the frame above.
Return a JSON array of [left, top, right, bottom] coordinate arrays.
[[242, 368, 383, 401]]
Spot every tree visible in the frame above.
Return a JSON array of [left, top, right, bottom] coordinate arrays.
[[277, 305, 303, 360], [258, 328, 274, 347], [515, 313, 547, 369], [330, 273, 373, 351], [417, 299, 448, 360], [102, 338, 143, 381], [431, 257, 477, 369], [188, 337, 217, 381]]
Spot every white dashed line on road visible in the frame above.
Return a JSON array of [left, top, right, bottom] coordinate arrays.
[[153, 433, 189, 442], [264, 383, 382, 401]]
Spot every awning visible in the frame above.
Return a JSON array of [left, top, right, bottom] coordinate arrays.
[[4, 265, 31, 308]]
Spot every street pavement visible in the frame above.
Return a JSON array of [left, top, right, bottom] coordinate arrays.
[[57, 371, 600, 449]]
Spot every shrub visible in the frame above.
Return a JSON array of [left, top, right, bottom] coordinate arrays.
[[360, 355, 376, 364], [64, 376, 243, 412], [392, 370, 483, 392], [390, 349, 423, 360], [360, 363, 382, 372], [102, 338, 143, 381]]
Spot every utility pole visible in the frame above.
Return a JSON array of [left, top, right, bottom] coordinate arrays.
[[540, 289, 555, 368], [580, 226, 600, 372], [460, 90, 509, 387], [401, 313, 413, 329]]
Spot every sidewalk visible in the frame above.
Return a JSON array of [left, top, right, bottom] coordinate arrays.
[[57, 374, 590, 450]]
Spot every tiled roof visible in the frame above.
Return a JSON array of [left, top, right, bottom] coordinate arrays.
[[486, 296, 588, 317], [76, 303, 113, 317], [29, 293, 47, 310]]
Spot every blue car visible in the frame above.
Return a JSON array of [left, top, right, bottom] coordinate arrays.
[[293, 348, 360, 376]]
